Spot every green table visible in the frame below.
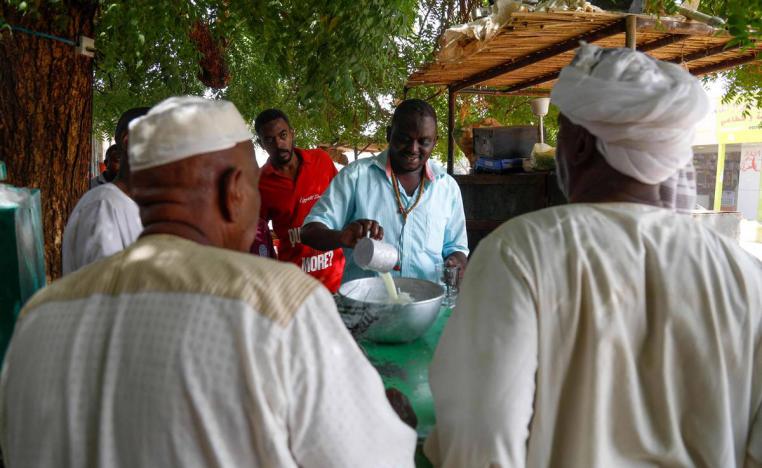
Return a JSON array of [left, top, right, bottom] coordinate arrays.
[[359, 307, 453, 467]]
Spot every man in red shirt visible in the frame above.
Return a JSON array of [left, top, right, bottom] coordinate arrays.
[[255, 109, 345, 292]]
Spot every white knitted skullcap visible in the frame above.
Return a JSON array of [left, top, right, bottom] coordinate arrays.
[[128, 96, 253, 172]]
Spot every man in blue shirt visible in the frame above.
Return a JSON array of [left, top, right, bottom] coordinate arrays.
[[301, 99, 468, 284]]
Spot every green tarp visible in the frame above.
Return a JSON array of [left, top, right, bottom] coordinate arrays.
[[0, 182, 46, 362]]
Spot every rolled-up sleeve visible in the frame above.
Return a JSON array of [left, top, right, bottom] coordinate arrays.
[[441, 178, 469, 258], [303, 164, 357, 230]]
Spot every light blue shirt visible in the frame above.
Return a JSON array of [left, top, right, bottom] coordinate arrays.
[[304, 151, 469, 284]]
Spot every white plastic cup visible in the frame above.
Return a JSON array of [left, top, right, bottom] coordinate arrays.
[[530, 97, 550, 117], [353, 237, 398, 273]]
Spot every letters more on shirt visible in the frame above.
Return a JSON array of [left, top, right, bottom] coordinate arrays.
[[258, 148, 346, 292], [301, 251, 336, 274]]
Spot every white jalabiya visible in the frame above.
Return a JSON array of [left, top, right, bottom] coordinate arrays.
[[61, 183, 143, 275], [425, 203, 762, 468], [2, 235, 416, 467]]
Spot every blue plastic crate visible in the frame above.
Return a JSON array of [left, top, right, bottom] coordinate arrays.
[[475, 157, 525, 173]]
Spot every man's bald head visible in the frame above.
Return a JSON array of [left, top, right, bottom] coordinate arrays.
[[128, 97, 259, 251]]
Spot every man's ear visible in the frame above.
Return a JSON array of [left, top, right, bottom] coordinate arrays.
[[560, 114, 597, 167], [573, 127, 598, 167], [219, 167, 244, 223]]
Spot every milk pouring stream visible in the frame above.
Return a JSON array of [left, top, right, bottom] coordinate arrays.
[[353, 236, 412, 304]]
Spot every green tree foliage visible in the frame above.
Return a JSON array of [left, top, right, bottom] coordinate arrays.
[[647, 0, 761, 47], [2, 0, 761, 158], [91, 0, 418, 148], [722, 64, 762, 113], [647, 0, 762, 113]]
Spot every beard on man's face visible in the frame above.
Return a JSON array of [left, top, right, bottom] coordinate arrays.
[[272, 147, 293, 164]]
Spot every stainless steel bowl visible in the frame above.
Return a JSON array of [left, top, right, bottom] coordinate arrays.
[[335, 277, 444, 343]]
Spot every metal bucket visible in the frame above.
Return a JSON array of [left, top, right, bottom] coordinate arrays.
[[335, 277, 444, 343]]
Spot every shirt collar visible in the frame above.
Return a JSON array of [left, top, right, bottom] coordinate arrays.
[[373, 150, 440, 182]]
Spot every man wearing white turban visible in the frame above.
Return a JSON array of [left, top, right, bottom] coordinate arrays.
[[551, 42, 709, 211], [425, 44, 762, 467], [0, 96, 416, 467]]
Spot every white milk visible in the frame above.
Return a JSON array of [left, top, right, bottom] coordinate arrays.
[[380, 271, 399, 301], [379, 272, 413, 304]]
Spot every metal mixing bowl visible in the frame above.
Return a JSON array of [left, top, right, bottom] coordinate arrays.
[[335, 277, 444, 343]]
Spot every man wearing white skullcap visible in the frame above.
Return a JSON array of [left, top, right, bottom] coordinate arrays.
[[425, 45, 762, 468], [0, 96, 416, 467]]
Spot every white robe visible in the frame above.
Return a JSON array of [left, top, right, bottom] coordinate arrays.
[[1, 234, 416, 467], [425, 203, 762, 468], [61, 183, 142, 275]]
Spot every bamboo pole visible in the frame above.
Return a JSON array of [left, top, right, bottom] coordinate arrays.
[[626, 15, 637, 49]]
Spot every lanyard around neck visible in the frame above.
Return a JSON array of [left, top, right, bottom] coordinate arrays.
[[390, 170, 425, 222]]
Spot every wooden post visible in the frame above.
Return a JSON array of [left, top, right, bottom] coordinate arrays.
[[447, 87, 455, 175], [626, 15, 637, 49]]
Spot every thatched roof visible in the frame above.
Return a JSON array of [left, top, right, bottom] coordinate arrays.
[[407, 11, 761, 95]]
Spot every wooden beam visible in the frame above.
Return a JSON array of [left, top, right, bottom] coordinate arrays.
[[498, 71, 561, 94], [477, 35, 734, 94], [458, 33, 695, 95], [689, 52, 761, 76], [637, 34, 691, 53], [459, 87, 551, 96], [667, 42, 740, 64], [447, 87, 455, 175], [449, 17, 627, 92]]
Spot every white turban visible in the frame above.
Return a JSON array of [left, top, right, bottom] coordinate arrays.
[[551, 44, 710, 211], [128, 96, 253, 172]]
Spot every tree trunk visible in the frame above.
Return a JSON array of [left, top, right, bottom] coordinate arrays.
[[0, 2, 98, 280]]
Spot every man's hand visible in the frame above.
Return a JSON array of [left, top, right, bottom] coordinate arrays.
[[339, 219, 384, 248], [444, 251, 468, 281]]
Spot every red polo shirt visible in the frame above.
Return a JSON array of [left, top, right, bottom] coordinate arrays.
[[258, 148, 346, 292]]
